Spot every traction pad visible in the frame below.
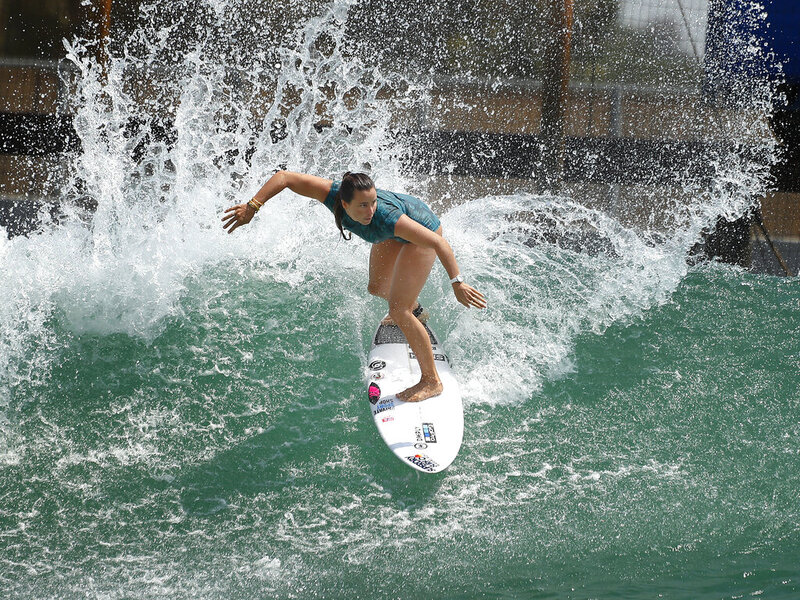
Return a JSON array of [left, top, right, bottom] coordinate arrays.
[[373, 323, 439, 346]]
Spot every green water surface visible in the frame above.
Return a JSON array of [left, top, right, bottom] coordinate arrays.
[[1, 265, 798, 599]]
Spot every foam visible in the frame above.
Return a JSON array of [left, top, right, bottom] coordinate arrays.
[[0, 1, 784, 595]]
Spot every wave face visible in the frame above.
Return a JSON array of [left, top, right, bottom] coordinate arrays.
[[1, 1, 794, 598]]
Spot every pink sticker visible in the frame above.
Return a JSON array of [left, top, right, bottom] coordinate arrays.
[[368, 382, 381, 405]]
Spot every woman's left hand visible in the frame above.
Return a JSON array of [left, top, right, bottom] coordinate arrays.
[[453, 282, 487, 309]]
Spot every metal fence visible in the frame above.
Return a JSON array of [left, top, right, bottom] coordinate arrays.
[[619, 0, 708, 57]]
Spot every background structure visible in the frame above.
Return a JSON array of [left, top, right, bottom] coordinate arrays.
[[0, 0, 797, 273]]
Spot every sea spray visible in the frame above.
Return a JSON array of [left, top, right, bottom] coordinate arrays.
[[0, 0, 778, 407], [1, 0, 421, 398]]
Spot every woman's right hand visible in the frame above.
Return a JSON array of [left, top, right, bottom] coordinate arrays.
[[453, 282, 487, 309], [222, 203, 256, 234]]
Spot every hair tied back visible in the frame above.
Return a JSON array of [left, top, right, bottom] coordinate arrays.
[[333, 171, 375, 241]]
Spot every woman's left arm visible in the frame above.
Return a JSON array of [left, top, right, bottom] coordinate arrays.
[[394, 215, 487, 309]]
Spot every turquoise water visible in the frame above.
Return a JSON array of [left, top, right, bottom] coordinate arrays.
[[3, 1, 796, 597], [2, 251, 798, 598]]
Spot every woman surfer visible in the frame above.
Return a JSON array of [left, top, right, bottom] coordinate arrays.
[[222, 171, 486, 403]]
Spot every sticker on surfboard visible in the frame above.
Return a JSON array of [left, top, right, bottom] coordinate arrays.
[[368, 382, 381, 405]]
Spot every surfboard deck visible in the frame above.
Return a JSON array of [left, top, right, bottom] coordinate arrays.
[[365, 318, 464, 474]]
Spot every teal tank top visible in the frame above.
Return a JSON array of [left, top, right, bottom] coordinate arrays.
[[322, 182, 441, 244]]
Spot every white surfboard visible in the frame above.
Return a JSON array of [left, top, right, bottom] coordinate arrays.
[[365, 318, 464, 473]]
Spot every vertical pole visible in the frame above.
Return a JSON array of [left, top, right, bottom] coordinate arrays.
[[100, 0, 113, 41], [538, 0, 573, 190], [609, 86, 622, 216], [97, 0, 113, 76], [0, 0, 8, 53]]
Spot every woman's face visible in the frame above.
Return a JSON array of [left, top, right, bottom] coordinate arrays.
[[343, 187, 377, 225]]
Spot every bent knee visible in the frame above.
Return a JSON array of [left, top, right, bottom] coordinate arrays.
[[388, 303, 414, 322]]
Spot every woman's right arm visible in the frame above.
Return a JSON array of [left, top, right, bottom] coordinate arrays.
[[222, 170, 333, 234]]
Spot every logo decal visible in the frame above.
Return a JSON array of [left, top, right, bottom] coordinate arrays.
[[406, 454, 439, 472], [381, 416, 395, 423], [374, 397, 395, 415], [368, 382, 381, 405], [414, 442, 427, 449], [409, 353, 447, 363], [416, 422, 437, 444], [369, 360, 386, 371]]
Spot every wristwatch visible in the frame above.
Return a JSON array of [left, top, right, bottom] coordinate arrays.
[[450, 275, 464, 284]]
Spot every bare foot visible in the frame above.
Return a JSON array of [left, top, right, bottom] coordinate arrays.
[[397, 378, 443, 403]]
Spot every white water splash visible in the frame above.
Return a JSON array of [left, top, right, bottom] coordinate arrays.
[[0, 0, 777, 409], [0, 0, 420, 400]]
